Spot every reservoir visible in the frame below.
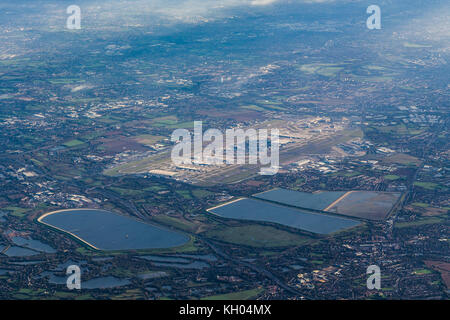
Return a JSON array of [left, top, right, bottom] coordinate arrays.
[[209, 198, 360, 234], [325, 191, 401, 220], [38, 209, 189, 251], [253, 188, 346, 211], [253, 188, 401, 221]]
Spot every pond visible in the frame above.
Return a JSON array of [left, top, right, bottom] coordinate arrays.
[[38, 272, 130, 289], [4, 246, 39, 257], [83, 276, 130, 289], [12, 236, 56, 254]]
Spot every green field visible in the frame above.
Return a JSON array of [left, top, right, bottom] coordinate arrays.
[[411, 202, 429, 208], [414, 182, 441, 190], [201, 287, 264, 300], [241, 105, 265, 112], [63, 139, 84, 147], [143, 185, 167, 192], [112, 289, 145, 300], [109, 187, 145, 196], [412, 269, 432, 275], [176, 190, 192, 199], [152, 215, 200, 233], [150, 116, 195, 129], [3, 206, 29, 217], [204, 225, 311, 248], [192, 189, 215, 198], [384, 175, 401, 180], [134, 134, 165, 146], [395, 217, 444, 228]]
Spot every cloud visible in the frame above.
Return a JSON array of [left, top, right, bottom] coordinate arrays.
[[251, 0, 338, 5], [251, 0, 279, 6]]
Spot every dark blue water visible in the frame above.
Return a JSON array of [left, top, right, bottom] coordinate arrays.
[[41, 209, 189, 250], [38, 271, 66, 285], [138, 271, 168, 280], [253, 188, 346, 211], [13, 261, 44, 265], [210, 198, 360, 234], [38, 272, 130, 289], [176, 254, 217, 262], [152, 261, 209, 269], [0, 269, 13, 275], [141, 255, 190, 263], [4, 246, 39, 257], [12, 236, 56, 253], [141, 255, 209, 269], [83, 276, 130, 289]]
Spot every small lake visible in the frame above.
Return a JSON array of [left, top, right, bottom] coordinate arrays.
[[38, 271, 67, 285], [4, 246, 39, 257], [38, 272, 130, 289], [152, 261, 209, 269], [141, 255, 209, 269], [12, 236, 56, 254], [83, 276, 130, 289], [52, 260, 87, 272], [253, 188, 346, 211], [13, 261, 45, 265], [141, 255, 190, 263], [176, 254, 218, 262], [0, 269, 14, 275], [39, 209, 189, 251], [209, 198, 360, 234], [138, 271, 168, 280]]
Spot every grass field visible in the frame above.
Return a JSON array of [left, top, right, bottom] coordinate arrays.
[[241, 105, 265, 112], [201, 287, 264, 300], [3, 206, 29, 217], [395, 217, 445, 228], [204, 225, 311, 248], [192, 189, 215, 198], [414, 181, 441, 190], [152, 215, 200, 233], [383, 153, 422, 166], [134, 134, 165, 146], [144, 185, 167, 192], [104, 150, 171, 176], [109, 187, 145, 196], [63, 139, 84, 147], [384, 175, 401, 180], [411, 202, 429, 208], [112, 289, 145, 300], [150, 116, 195, 129], [412, 269, 432, 275], [176, 190, 192, 200], [370, 124, 425, 138]]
